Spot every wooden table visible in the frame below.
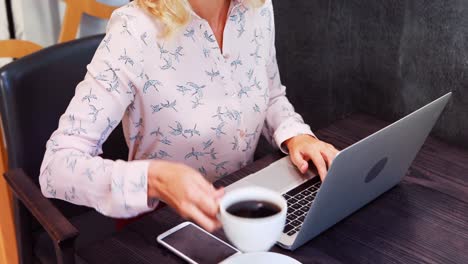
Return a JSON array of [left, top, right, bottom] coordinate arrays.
[[77, 114, 468, 264]]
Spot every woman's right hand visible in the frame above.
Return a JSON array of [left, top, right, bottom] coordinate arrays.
[[147, 160, 224, 232]]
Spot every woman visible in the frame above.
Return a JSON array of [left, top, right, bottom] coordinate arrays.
[[39, 0, 339, 232]]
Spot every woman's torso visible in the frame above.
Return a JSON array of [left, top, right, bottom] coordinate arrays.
[[108, 1, 275, 181]]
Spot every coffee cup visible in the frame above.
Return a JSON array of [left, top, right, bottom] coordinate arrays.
[[219, 186, 287, 252]]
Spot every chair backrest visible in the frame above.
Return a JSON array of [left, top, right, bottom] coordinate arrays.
[[0, 39, 44, 167], [0, 40, 43, 59], [0, 39, 42, 264], [0, 34, 129, 224], [59, 0, 120, 43]]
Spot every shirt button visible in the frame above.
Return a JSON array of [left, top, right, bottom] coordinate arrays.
[[223, 54, 230, 60]]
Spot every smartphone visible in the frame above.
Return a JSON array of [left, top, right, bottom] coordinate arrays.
[[157, 222, 241, 264]]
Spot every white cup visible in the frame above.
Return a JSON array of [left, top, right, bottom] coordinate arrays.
[[219, 186, 287, 252]]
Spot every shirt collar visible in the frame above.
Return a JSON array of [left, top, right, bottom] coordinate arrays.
[[188, 0, 247, 21]]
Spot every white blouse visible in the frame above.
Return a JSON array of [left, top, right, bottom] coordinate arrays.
[[39, 0, 314, 218]]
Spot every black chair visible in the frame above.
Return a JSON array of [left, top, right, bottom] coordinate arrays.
[[0, 34, 129, 264]]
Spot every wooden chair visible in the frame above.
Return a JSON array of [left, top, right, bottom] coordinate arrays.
[[0, 2, 120, 263], [0, 40, 42, 59], [59, 0, 120, 43], [0, 164, 18, 264], [1, 34, 125, 264], [0, 39, 43, 264], [0, 39, 43, 167]]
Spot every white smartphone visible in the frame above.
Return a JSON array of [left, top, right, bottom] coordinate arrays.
[[157, 222, 241, 264]]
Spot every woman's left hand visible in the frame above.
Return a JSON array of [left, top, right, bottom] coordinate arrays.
[[284, 134, 339, 181]]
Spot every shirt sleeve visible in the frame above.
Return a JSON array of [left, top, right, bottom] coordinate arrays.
[[261, 1, 315, 153], [39, 11, 158, 218]]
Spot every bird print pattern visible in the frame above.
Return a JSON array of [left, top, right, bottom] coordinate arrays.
[[39, 0, 314, 218]]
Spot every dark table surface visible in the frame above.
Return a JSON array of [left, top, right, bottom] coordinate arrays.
[[77, 114, 468, 264]]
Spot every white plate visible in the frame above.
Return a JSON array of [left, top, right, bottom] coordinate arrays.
[[221, 252, 302, 264]]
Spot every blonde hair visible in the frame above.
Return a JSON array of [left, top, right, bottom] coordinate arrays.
[[136, 0, 265, 37]]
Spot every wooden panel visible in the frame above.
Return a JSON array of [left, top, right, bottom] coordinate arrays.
[[80, 0, 118, 19], [58, 1, 83, 43], [59, 0, 119, 43], [0, 40, 42, 59], [0, 154, 18, 264]]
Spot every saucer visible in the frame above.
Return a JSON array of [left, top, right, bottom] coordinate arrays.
[[221, 252, 302, 264]]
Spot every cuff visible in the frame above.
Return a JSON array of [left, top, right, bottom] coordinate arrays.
[[113, 160, 158, 217], [273, 119, 315, 154]]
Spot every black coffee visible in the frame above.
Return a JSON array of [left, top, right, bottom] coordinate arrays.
[[226, 200, 281, 218]]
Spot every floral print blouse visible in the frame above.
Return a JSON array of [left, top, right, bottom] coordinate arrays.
[[39, 0, 314, 218]]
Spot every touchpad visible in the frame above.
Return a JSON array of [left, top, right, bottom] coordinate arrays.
[[247, 157, 312, 193]]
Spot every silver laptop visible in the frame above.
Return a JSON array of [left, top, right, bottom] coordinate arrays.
[[226, 92, 451, 250]]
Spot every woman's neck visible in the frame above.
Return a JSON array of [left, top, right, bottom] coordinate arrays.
[[189, 0, 230, 25], [189, 0, 230, 51]]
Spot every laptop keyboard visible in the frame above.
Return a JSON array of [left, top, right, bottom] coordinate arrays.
[[282, 177, 321, 236]]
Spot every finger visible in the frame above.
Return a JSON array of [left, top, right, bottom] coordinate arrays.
[[194, 175, 220, 199], [187, 205, 221, 232], [330, 145, 340, 161], [191, 178, 222, 217], [308, 152, 328, 181], [321, 148, 336, 169], [328, 144, 340, 156], [191, 189, 219, 218], [214, 187, 225, 200], [289, 150, 309, 174]]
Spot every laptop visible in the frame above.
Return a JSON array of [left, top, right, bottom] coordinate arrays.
[[226, 92, 452, 250]]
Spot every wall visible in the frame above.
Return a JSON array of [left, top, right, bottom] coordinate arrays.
[[274, 1, 362, 130], [274, 0, 468, 148], [357, 0, 468, 148], [17, 0, 61, 46], [0, 0, 12, 66]]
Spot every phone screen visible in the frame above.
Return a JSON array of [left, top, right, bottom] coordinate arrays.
[[160, 223, 238, 264]]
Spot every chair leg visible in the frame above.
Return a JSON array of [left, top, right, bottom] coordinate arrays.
[[0, 131, 18, 264], [14, 200, 34, 264], [0, 178, 19, 264], [54, 238, 76, 264]]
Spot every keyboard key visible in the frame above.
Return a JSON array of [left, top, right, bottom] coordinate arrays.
[[293, 210, 303, 217], [311, 192, 316, 198], [291, 220, 301, 227], [298, 215, 305, 222], [287, 197, 298, 204], [291, 203, 302, 210], [287, 230, 297, 236], [294, 226, 302, 232], [302, 205, 310, 212], [316, 182, 322, 188], [283, 224, 294, 233], [298, 200, 308, 206], [305, 196, 313, 201], [301, 190, 311, 196], [287, 214, 296, 221], [295, 194, 305, 200], [285, 178, 320, 196], [282, 194, 291, 199]]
